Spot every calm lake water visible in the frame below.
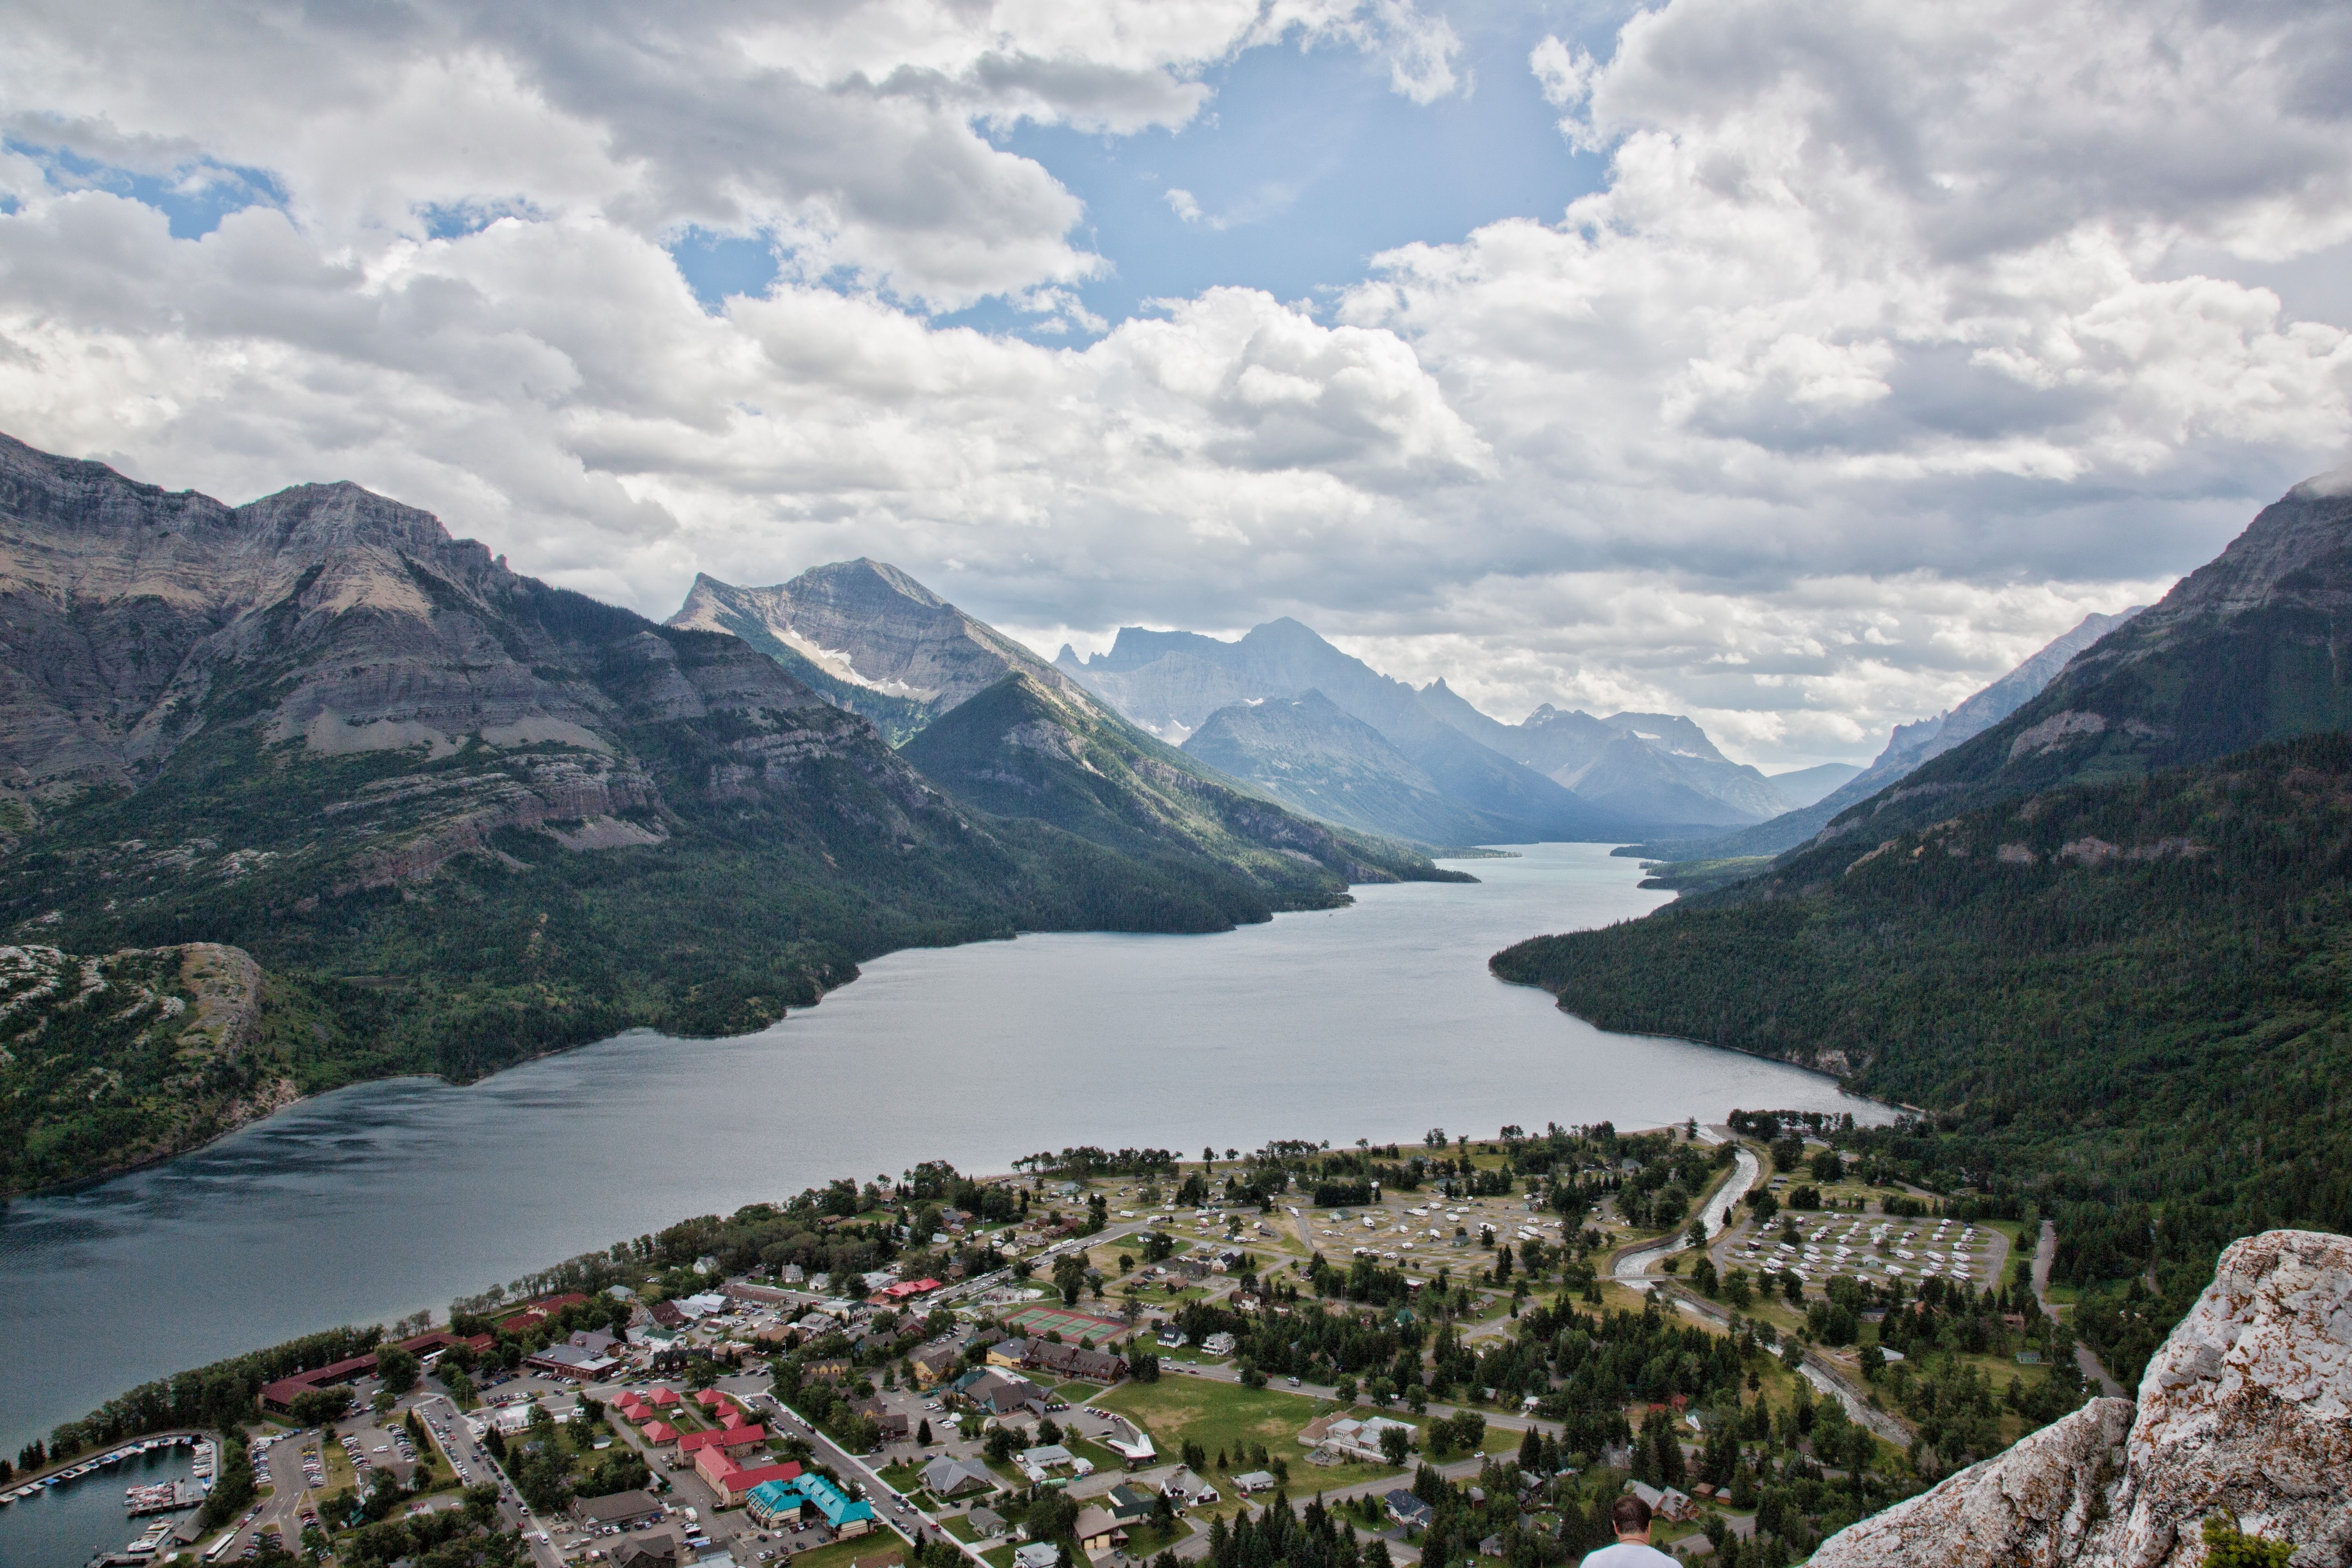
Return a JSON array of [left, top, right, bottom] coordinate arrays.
[[0, 844, 1881, 1481]]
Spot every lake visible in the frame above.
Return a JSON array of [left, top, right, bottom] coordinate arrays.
[[0, 842, 1882, 1471]]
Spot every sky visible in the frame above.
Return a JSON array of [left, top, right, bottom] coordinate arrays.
[[2, 0, 2349, 766]]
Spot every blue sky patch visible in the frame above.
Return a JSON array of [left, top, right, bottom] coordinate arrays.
[[417, 196, 546, 240], [998, 4, 1612, 327], [4, 137, 286, 239], [668, 227, 784, 312]]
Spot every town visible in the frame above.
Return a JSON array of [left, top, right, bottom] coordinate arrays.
[[16, 1118, 2085, 1568]]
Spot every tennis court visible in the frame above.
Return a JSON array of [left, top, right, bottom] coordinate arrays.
[[1002, 1304, 1128, 1340]]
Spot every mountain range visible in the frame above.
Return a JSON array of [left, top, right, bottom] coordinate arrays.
[[0, 432, 1447, 1194], [1052, 620, 1820, 842], [1492, 466, 2352, 1389]]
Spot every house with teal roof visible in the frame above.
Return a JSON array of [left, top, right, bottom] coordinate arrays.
[[794, 1473, 877, 1538]]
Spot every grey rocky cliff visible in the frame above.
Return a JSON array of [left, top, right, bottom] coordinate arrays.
[[1812, 1229, 2352, 1568]]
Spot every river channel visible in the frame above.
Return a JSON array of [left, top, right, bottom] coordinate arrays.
[[0, 842, 1884, 1486]]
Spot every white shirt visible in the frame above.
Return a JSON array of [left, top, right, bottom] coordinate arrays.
[[1579, 1542, 1680, 1566]]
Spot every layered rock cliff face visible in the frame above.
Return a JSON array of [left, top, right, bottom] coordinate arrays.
[[1812, 1229, 2352, 1568], [669, 561, 1086, 741], [0, 432, 900, 884]]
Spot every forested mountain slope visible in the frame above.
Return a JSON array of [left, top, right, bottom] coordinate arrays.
[[1494, 733, 2352, 1383], [902, 674, 1459, 922]]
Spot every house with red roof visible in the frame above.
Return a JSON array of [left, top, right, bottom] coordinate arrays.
[[645, 1387, 681, 1407], [866, 1278, 942, 1305], [642, 1421, 679, 1444], [695, 1451, 803, 1505], [678, 1426, 767, 1455]]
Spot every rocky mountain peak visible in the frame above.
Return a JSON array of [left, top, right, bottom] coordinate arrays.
[[668, 559, 1081, 725], [236, 479, 457, 557]]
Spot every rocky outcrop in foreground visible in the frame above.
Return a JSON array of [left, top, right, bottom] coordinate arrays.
[[1812, 1229, 2352, 1567]]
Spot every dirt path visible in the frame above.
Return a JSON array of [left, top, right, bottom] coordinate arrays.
[[2031, 1219, 2127, 1398]]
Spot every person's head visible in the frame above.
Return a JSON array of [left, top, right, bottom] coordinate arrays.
[[1610, 1493, 1654, 1543]]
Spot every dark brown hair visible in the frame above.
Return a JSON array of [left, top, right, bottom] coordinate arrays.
[[1610, 1494, 1654, 1536]]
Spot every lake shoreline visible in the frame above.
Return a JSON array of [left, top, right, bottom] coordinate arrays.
[[0, 844, 1884, 1459], [5, 863, 1466, 1202]]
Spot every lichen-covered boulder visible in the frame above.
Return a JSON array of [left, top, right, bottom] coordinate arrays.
[[1806, 1397, 2133, 1567], [1810, 1229, 2352, 1568], [2100, 1229, 2352, 1568]]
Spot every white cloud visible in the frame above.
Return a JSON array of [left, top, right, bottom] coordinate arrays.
[[0, 0, 1463, 310], [1, 0, 2349, 765]]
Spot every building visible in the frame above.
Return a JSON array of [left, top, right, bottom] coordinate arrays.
[[949, 1369, 1047, 1418], [1074, 1506, 1126, 1553], [1013, 1545, 1060, 1568], [694, 1447, 802, 1504], [747, 1480, 806, 1528], [256, 1328, 496, 1413], [1233, 1471, 1277, 1495], [1027, 1341, 1127, 1382], [986, 1339, 1031, 1370], [1625, 1481, 1697, 1523], [612, 1536, 680, 1568], [677, 1426, 768, 1459], [1103, 1484, 1158, 1523], [966, 1507, 1008, 1539], [1298, 1414, 1417, 1466], [1096, 1415, 1156, 1467], [525, 1343, 621, 1381], [1385, 1490, 1434, 1531], [573, 1490, 665, 1529], [920, 1456, 998, 1499], [497, 1293, 592, 1332], [794, 1473, 877, 1539], [868, 1278, 943, 1306], [1159, 1469, 1218, 1506], [1200, 1332, 1237, 1356], [1018, 1444, 1085, 1483], [910, 1343, 964, 1387]]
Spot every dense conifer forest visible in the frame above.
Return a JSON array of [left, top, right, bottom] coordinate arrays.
[[1494, 734, 2352, 1383]]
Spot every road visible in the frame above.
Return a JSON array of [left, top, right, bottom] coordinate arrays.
[[2030, 1220, 2127, 1398], [1613, 1140, 1762, 1284], [415, 1391, 564, 1568]]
